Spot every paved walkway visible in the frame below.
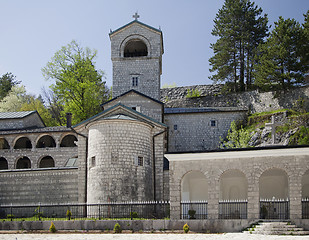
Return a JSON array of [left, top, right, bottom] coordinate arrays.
[[1, 233, 309, 240]]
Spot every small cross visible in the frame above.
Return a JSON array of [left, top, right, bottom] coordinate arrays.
[[133, 12, 140, 21]]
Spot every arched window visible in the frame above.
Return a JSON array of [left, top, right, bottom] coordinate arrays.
[[220, 169, 248, 200], [16, 157, 31, 169], [259, 168, 289, 219], [36, 135, 56, 148], [0, 157, 8, 170], [60, 135, 77, 147], [39, 156, 55, 168], [14, 137, 32, 149], [124, 39, 148, 57], [0, 138, 10, 149], [181, 171, 208, 201], [219, 169, 248, 219]]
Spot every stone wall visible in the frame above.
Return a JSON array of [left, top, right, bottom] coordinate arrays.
[[161, 84, 223, 101], [161, 85, 309, 113], [165, 110, 247, 152], [0, 219, 254, 233], [166, 147, 309, 221], [0, 168, 78, 205]]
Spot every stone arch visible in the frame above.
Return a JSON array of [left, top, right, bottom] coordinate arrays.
[[0, 138, 10, 149], [259, 168, 289, 199], [38, 156, 55, 168], [302, 169, 309, 199], [219, 169, 248, 200], [0, 157, 8, 170], [16, 156, 31, 169], [120, 35, 151, 58], [60, 134, 77, 147], [14, 136, 32, 149], [181, 170, 208, 201], [36, 135, 56, 148]]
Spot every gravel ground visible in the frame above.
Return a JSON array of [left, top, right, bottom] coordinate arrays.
[[1, 233, 309, 240]]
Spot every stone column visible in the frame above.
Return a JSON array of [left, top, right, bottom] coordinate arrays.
[[208, 178, 219, 219], [247, 175, 260, 219], [169, 162, 181, 219], [77, 133, 88, 204], [289, 172, 302, 220]]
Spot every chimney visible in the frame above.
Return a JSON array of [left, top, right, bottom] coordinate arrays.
[[66, 113, 72, 128]]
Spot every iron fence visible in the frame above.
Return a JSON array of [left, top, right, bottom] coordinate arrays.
[[0, 201, 170, 220], [180, 200, 207, 219], [260, 199, 289, 219], [302, 199, 309, 219], [218, 200, 247, 219]]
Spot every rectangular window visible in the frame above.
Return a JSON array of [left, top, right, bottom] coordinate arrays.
[[174, 124, 178, 130], [138, 156, 143, 166], [91, 156, 96, 167], [132, 77, 138, 87], [211, 120, 216, 127]]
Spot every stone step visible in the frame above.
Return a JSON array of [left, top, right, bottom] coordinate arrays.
[[244, 221, 309, 235], [250, 230, 309, 235]]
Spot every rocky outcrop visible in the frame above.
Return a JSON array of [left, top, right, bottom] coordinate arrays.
[[161, 85, 309, 114]]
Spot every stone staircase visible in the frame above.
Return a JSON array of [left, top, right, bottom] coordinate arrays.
[[244, 221, 309, 235]]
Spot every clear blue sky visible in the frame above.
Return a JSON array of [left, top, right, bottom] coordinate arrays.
[[0, 0, 308, 96]]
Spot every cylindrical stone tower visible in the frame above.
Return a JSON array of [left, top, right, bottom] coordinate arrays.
[[87, 115, 153, 203]]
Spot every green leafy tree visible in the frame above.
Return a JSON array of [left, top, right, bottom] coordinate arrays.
[[0, 85, 56, 126], [0, 85, 28, 112], [42, 40, 109, 125], [19, 95, 58, 127], [0, 72, 20, 100], [209, 0, 268, 92], [220, 121, 252, 148], [254, 16, 307, 90]]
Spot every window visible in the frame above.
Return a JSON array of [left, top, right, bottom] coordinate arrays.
[[132, 77, 138, 87], [134, 156, 143, 166], [91, 156, 96, 167], [138, 156, 143, 166], [132, 106, 141, 112], [174, 124, 178, 130], [210, 120, 216, 127]]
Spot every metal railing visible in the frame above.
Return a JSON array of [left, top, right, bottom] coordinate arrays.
[[302, 198, 309, 219], [260, 198, 289, 219], [218, 200, 247, 219], [0, 201, 170, 220], [180, 200, 208, 219]]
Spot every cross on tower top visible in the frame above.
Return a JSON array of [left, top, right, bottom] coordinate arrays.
[[133, 12, 140, 21]]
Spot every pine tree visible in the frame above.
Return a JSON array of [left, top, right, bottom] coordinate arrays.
[[254, 17, 306, 90], [209, 0, 268, 92]]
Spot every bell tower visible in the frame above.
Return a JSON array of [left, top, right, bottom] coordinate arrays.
[[109, 14, 164, 100]]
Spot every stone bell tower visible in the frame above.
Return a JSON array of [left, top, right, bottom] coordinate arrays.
[[109, 13, 164, 100]]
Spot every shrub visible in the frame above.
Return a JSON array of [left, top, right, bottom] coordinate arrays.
[[130, 211, 138, 219], [7, 214, 14, 221], [66, 209, 72, 220], [183, 223, 190, 233], [49, 222, 56, 233], [186, 89, 201, 98], [113, 223, 122, 233], [188, 210, 196, 219], [34, 206, 43, 220]]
